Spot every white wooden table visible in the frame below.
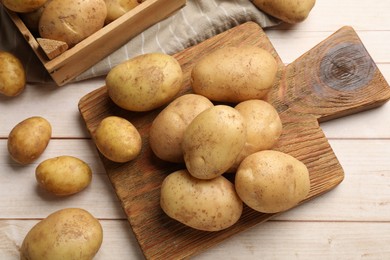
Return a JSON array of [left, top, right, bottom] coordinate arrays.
[[1, 1, 389, 259]]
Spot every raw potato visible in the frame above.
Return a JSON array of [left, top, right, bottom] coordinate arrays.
[[149, 94, 214, 163], [94, 116, 142, 163], [182, 105, 246, 180], [160, 169, 243, 231], [106, 53, 183, 112], [191, 46, 278, 103], [2, 0, 47, 13], [228, 99, 282, 172], [105, 0, 140, 24], [7, 116, 51, 164], [252, 0, 316, 24], [39, 0, 107, 47], [0, 51, 26, 97], [235, 150, 311, 213], [36, 156, 92, 196], [20, 208, 103, 260]]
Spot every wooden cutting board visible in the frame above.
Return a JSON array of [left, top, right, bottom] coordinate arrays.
[[78, 22, 390, 259]]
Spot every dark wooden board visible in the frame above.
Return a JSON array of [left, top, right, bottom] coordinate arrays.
[[78, 22, 390, 259]]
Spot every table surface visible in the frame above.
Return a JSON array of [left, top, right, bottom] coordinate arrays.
[[1, 1, 390, 259]]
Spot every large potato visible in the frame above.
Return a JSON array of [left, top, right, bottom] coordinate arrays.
[[36, 156, 92, 196], [39, 0, 107, 47], [160, 169, 243, 231], [149, 94, 214, 163], [7, 116, 51, 164], [106, 53, 183, 112], [2, 0, 47, 13], [94, 116, 142, 163], [235, 150, 311, 213], [182, 105, 246, 179], [191, 46, 278, 103], [0, 51, 26, 97], [228, 99, 282, 172], [20, 208, 103, 260], [252, 0, 316, 24], [105, 0, 140, 24]]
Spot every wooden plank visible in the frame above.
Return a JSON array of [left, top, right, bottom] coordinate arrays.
[[78, 22, 390, 259]]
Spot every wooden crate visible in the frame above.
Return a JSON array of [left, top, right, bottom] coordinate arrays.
[[3, 0, 186, 86]]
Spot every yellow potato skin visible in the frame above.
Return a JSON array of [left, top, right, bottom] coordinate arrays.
[[235, 150, 311, 213], [149, 94, 214, 163], [104, 0, 139, 24], [182, 105, 246, 180], [191, 46, 277, 103], [2, 0, 47, 13], [7, 116, 51, 165], [36, 156, 92, 196], [20, 208, 103, 260], [160, 169, 243, 231], [252, 0, 316, 24], [106, 53, 183, 112], [0, 51, 26, 97], [94, 116, 142, 163]]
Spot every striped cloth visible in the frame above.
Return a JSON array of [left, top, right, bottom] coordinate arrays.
[[0, 0, 279, 84]]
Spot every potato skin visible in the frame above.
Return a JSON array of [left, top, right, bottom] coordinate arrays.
[[94, 116, 142, 163], [7, 116, 51, 164], [39, 0, 107, 47], [252, 0, 316, 24], [2, 0, 47, 13], [106, 53, 183, 112], [20, 208, 103, 260], [160, 169, 243, 231], [235, 150, 311, 213], [0, 51, 26, 97], [191, 46, 277, 103], [105, 0, 139, 24], [36, 156, 92, 196], [149, 94, 214, 163], [182, 105, 246, 179], [228, 99, 282, 172]]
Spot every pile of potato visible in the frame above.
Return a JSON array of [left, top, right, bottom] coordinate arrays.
[[102, 45, 311, 232]]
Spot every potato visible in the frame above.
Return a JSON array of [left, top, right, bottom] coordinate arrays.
[[182, 105, 246, 179], [20, 0, 51, 32], [0, 51, 26, 97], [228, 99, 282, 172], [20, 208, 103, 260], [252, 0, 316, 24], [39, 0, 107, 47], [36, 156, 92, 196], [7, 116, 51, 164], [191, 46, 278, 103], [235, 150, 311, 213], [2, 0, 47, 13], [94, 116, 142, 163], [149, 94, 214, 163], [106, 53, 183, 112], [160, 169, 243, 231], [105, 0, 140, 24]]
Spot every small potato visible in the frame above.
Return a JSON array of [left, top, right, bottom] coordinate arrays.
[[20, 208, 103, 260], [191, 46, 278, 103], [0, 51, 26, 97], [149, 94, 214, 163], [105, 0, 140, 24], [106, 53, 183, 112], [39, 0, 107, 47], [36, 156, 92, 196], [235, 150, 311, 213], [182, 105, 246, 179], [94, 116, 142, 163], [7, 116, 51, 164], [228, 99, 282, 172], [2, 0, 47, 13], [252, 0, 316, 24], [160, 169, 243, 231]]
